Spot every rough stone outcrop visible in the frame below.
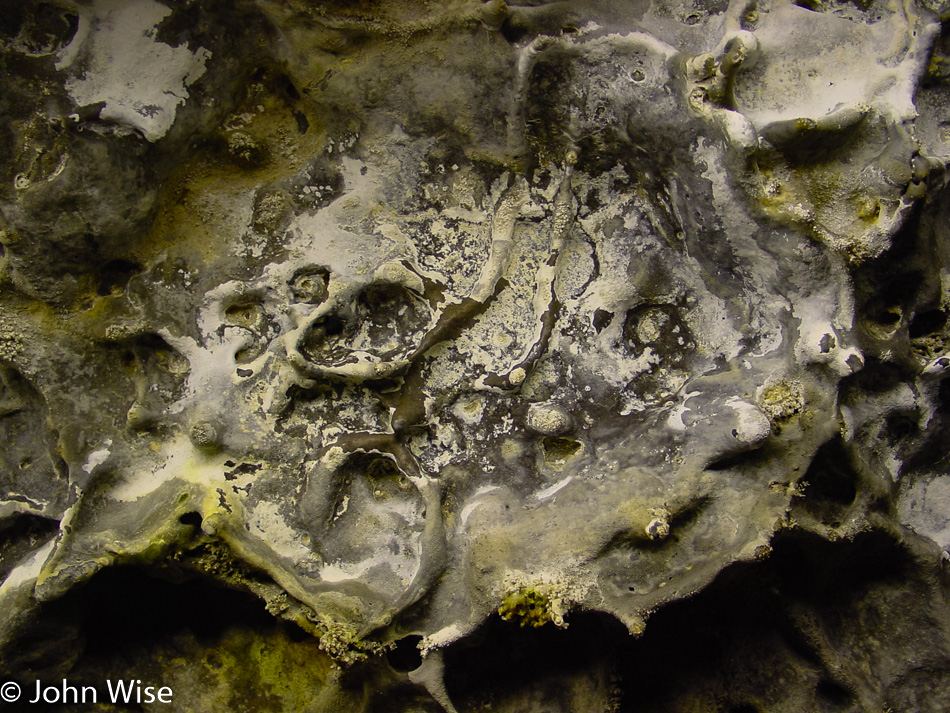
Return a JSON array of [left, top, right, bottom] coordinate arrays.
[[3, 0, 950, 711]]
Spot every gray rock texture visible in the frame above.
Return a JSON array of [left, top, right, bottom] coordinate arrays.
[[3, 0, 950, 711]]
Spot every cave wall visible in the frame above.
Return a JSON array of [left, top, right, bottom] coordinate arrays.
[[2, 0, 950, 711]]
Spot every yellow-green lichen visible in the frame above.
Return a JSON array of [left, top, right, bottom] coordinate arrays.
[[498, 585, 568, 628], [181, 541, 384, 664], [309, 618, 386, 664], [759, 380, 804, 422], [158, 626, 348, 713]]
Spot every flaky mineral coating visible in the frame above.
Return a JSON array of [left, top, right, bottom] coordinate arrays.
[[2, 1, 950, 711]]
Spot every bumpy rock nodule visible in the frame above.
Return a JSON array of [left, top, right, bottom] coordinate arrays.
[[2, 0, 950, 710]]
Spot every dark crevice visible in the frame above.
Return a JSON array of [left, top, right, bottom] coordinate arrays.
[[909, 309, 947, 338], [275, 73, 301, 101], [442, 529, 922, 712], [178, 511, 202, 527], [75, 567, 282, 653], [614, 529, 916, 711], [1, 564, 293, 684], [593, 308, 613, 333], [444, 611, 628, 710], [387, 634, 424, 672], [96, 260, 142, 296], [816, 678, 854, 706], [705, 445, 768, 472], [796, 438, 859, 529], [0, 512, 58, 581]]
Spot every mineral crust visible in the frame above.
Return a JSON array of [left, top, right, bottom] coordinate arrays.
[[3, 0, 950, 711]]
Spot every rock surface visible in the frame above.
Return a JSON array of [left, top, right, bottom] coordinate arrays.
[[2, 0, 950, 710]]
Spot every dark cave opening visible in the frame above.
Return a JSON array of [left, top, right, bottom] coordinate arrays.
[[74, 566, 284, 656], [438, 529, 937, 713]]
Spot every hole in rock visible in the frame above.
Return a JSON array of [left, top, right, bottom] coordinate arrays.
[[339, 452, 413, 500], [313, 450, 424, 593], [96, 260, 142, 296], [585, 188, 602, 211], [884, 412, 919, 445], [178, 511, 202, 527], [816, 678, 854, 706], [870, 308, 901, 326], [289, 266, 329, 304], [909, 309, 947, 338], [387, 635, 424, 672], [301, 314, 351, 365], [541, 436, 582, 462], [593, 309, 613, 333], [500, 18, 528, 43], [225, 302, 262, 328], [293, 109, 310, 134], [795, 438, 858, 526], [275, 73, 300, 100]]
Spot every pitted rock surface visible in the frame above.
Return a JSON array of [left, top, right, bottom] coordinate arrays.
[[3, 1, 950, 711]]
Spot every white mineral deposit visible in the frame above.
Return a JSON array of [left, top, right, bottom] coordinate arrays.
[[1, 0, 950, 711]]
